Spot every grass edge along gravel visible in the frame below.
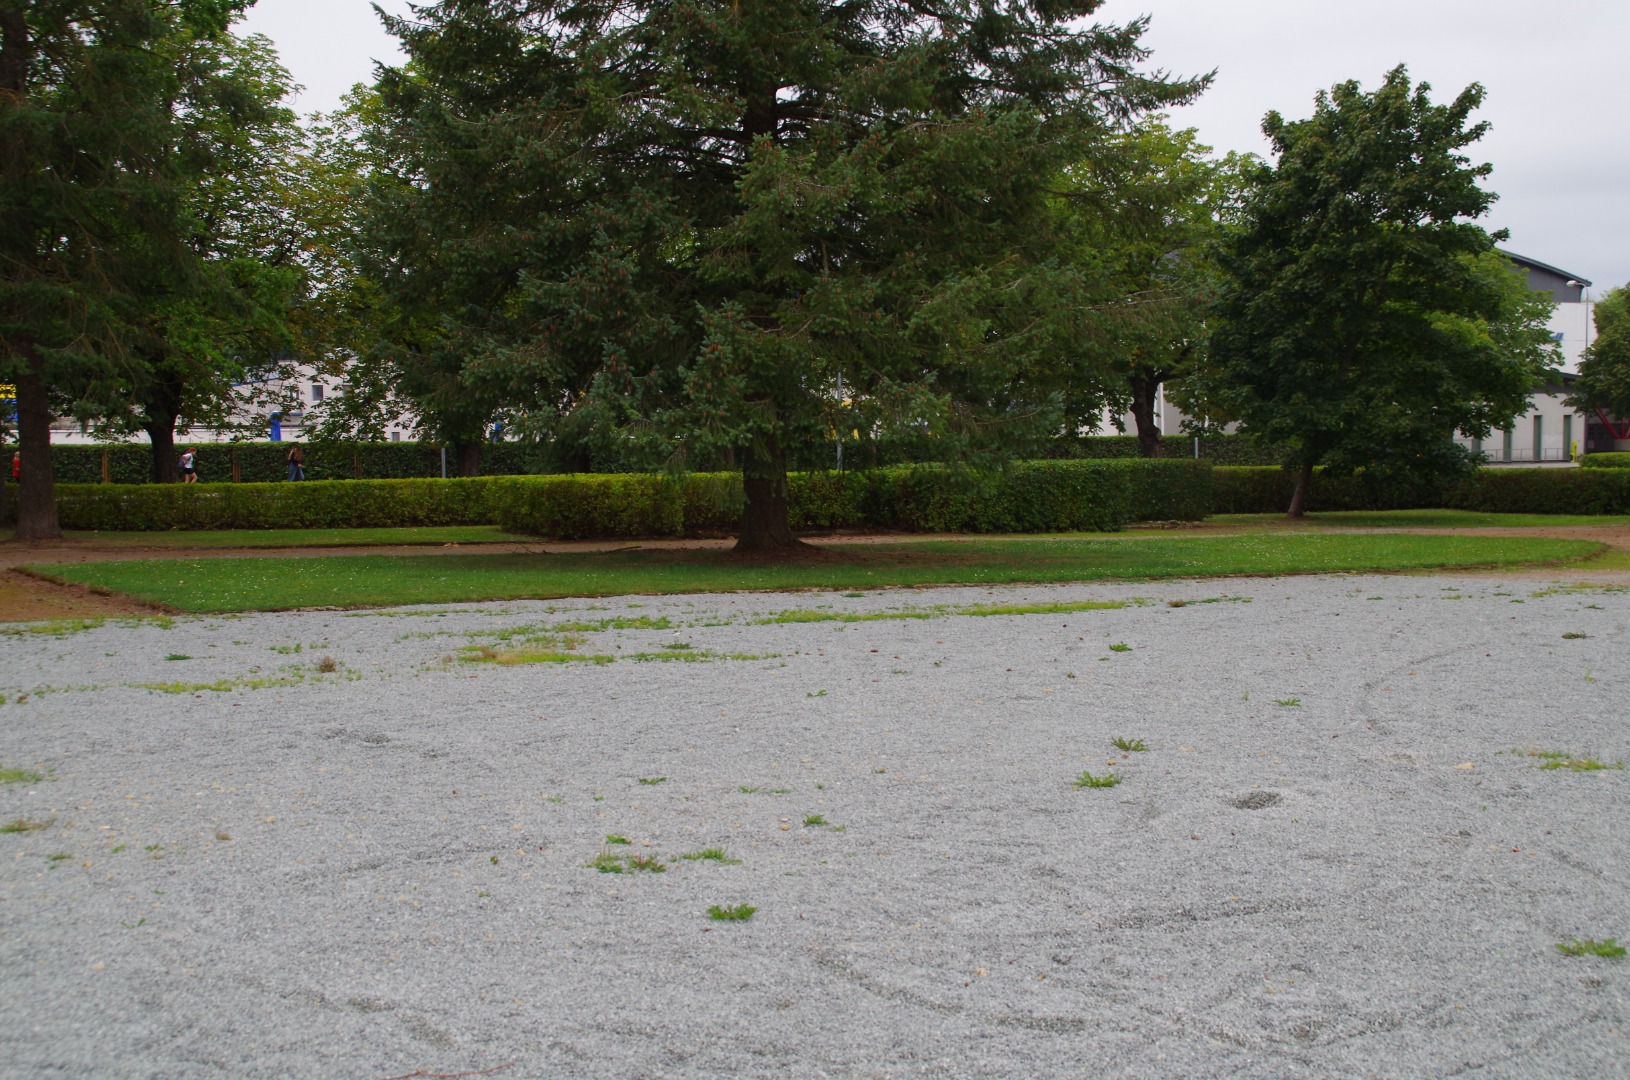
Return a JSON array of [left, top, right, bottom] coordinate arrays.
[[29, 533, 1608, 613]]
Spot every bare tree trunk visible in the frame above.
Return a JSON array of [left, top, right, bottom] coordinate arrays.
[[1286, 458, 1315, 519], [454, 441, 481, 477], [12, 354, 62, 541], [735, 431, 806, 552], [1127, 372, 1165, 458]]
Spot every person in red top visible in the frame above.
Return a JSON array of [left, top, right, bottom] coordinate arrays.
[[9, 451, 17, 482]]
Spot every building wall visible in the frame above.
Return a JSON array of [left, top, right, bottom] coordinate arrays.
[[48, 364, 419, 447], [1458, 390, 1586, 464]]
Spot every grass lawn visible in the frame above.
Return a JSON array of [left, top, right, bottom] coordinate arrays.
[[0, 525, 534, 548], [33, 533, 1607, 613], [1207, 509, 1630, 529]]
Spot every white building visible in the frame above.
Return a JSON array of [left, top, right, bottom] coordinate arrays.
[[48, 363, 420, 446]]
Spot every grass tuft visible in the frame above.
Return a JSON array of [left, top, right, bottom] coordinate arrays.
[[1, 818, 53, 833], [1556, 938, 1626, 958], [680, 846, 741, 864], [1524, 749, 1625, 772], [1074, 770, 1120, 789], [708, 903, 757, 921], [1110, 737, 1148, 753], [0, 767, 44, 786]]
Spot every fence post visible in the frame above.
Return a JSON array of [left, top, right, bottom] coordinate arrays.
[[100, 449, 111, 483]]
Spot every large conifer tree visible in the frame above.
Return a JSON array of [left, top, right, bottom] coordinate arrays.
[[0, 0, 247, 539], [364, 0, 1201, 548]]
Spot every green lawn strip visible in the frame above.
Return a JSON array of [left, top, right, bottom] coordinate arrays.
[[31, 534, 1605, 613], [1208, 510, 1630, 529], [41, 525, 534, 549]]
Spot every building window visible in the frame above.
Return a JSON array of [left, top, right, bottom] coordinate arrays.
[[1563, 414, 1574, 459], [390, 430, 401, 442], [310, 384, 324, 402], [1502, 428, 1513, 462], [1533, 415, 1543, 460]]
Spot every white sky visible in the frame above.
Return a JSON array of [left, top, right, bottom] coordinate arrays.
[[240, 0, 1629, 293]]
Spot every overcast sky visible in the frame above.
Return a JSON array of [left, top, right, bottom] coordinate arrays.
[[240, 0, 1629, 293]]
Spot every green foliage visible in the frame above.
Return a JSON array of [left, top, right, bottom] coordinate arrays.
[[44, 534, 1599, 612], [1556, 938, 1626, 958], [1060, 121, 1255, 451], [1215, 464, 1630, 516], [54, 478, 503, 531], [1569, 285, 1630, 421], [707, 904, 757, 922], [361, 0, 1204, 546], [1206, 67, 1556, 515], [1446, 468, 1630, 516], [1074, 771, 1121, 789], [1210, 467, 1430, 514], [1111, 738, 1148, 753], [491, 460, 1210, 539], [679, 847, 740, 865], [1578, 453, 1630, 469]]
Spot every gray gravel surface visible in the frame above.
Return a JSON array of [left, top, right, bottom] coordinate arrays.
[[2, 572, 1628, 1079]]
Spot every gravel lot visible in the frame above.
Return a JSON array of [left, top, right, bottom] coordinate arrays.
[[2, 571, 1627, 1078]]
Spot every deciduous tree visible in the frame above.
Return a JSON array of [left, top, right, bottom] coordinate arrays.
[[1205, 67, 1553, 517], [1568, 285, 1630, 428]]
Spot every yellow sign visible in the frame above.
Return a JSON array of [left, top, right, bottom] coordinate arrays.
[[0, 384, 14, 399]]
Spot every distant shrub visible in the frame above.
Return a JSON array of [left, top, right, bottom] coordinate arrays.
[[1577, 453, 1630, 469]]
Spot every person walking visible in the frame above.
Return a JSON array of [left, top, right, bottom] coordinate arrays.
[[286, 444, 305, 481], [179, 448, 199, 484]]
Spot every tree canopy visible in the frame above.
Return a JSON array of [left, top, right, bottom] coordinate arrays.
[[1, 0, 251, 537], [359, 0, 1204, 546], [1204, 66, 1555, 516], [1568, 285, 1630, 427]]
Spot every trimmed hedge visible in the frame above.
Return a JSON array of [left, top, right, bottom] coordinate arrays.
[[491, 459, 1211, 538], [1446, 468, 1630, 515], [46, 460, 1622, 535], [55, 478, 505, 531], [49, 459, 1210, 536], [1215, 465, 1630, 516], [1578, 453, 1630, 469], [1210, 467, 1400, 514]]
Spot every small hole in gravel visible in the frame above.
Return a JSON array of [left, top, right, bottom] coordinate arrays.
[[1231, 791, 1282, 810]]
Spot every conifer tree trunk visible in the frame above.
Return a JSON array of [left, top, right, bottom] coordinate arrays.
[[735, 431, 804, 552], [454, 441, 481, 477], [13, 355, 62, 542], [142, 369, 184, 483]]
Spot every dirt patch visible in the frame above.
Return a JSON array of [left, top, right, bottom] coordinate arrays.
[[0, 568, 157, 621]]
